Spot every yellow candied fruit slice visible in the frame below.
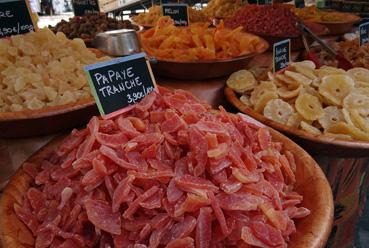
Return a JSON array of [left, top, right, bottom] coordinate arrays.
[[318, 106, 344, 130], [319, 74, 355, 106], [263, 99, 294, 125], [226, 70, 257, 94], [295, 93, 324, 121]]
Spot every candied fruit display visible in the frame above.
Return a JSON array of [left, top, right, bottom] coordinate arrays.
[[0, 28, 108, 112], [227, 61, 369, 141], [15, 88, 310, 247]]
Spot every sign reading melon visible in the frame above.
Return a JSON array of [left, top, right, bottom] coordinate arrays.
[[273, 39, 290, 73], [0, 0, 36, 38], [84, 53, 157, 117], [162, 4, 189, 26]]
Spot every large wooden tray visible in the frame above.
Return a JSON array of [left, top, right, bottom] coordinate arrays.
[[0, 49, 104, 138], [225, 87, 369, 157], [0, 116, 334, 247]]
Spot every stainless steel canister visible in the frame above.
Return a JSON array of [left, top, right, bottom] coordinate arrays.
[[93, 29, 141, 56]]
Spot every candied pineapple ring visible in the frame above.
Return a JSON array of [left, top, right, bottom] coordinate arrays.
[[317, 66, 346, 78], [318, 106, 344, 130], [263, 99, 294, 125], [277, 85, 302, 99], [284, 70, 312, 86], [250, 81, 277, 106], [287, 113, 303, 128], [328, 122, 369, 141], [295, 93, 324, 121], [293, 64, 318, 80], [319, 74, 354, 106], [347, 67, 369, 85], [343, 93, 369, 115], [226, 70, 257, 94], [253, 91, 278, 113], [349, 109, 369, 133]]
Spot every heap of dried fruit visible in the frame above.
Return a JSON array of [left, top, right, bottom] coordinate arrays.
[[139, 17, 268, 61], [15, 87, 309, 247], [227, 61, 369, 141], [224, 4, 301, 37], [292, 6, 358, 23], [50, 13, 138, 41], [202, 0, 245, 18], [0, 28, 107, 112]]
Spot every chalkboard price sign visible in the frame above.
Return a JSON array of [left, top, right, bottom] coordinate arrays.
[[359, 22, 369, 47], [84, 53, 157, 117], [72, 0, 100, 16], [294, 0, 305, 8], [273, 39, 290, 73], [162, 4, 189, 26], [257, 0, 272, 4], [0, 0, 36, 38]]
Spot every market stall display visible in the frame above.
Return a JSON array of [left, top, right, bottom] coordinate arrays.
[[49, 13, 139, 46], [2, 1, 369, 247], [224, 4, 328, 50], [292, 6, 361, 35], [140, 17, 268, 79], [131, 5, 209, 28], [0, 28, 108, 137], [0, 88, 333, 248]]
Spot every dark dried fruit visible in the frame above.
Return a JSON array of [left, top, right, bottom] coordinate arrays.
[[49, 13, 138, 42]]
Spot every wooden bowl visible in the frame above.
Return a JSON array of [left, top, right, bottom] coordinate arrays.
[[0, 116, 334, 248], [0, 99, 98, 138], [315, 14, 361, 36], [0, 48, 104, 138], [225, 87, 369, 157], [150, 39, 269, 80]]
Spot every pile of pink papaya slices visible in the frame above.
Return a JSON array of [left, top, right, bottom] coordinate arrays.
[[4, 87, 313, 248]]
